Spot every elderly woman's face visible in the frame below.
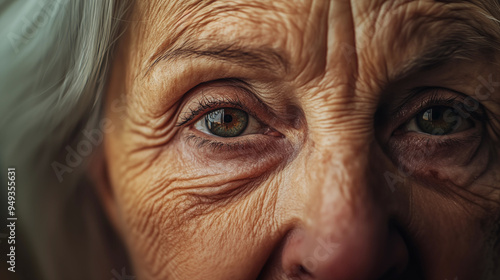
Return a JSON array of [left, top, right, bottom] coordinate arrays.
[[100, 0, 500, 279]]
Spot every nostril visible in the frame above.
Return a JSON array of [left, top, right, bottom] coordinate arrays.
[[289, 264, 313, 279], [298, 265, 311, 276]]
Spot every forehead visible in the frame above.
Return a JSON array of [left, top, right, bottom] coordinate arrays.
[[129, 0, 499, 94], [133, 0, 323, 71]]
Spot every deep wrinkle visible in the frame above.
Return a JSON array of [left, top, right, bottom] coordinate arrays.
[[100, 1, 500, 279]]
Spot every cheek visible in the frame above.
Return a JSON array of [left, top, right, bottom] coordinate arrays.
[[386, 128, 491, 190], [106, 128, 291, 279], [404, 172, 500, 278], [117, 169, 286, 279]]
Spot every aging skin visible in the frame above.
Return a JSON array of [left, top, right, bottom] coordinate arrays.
[[97, 0, 500, 279]]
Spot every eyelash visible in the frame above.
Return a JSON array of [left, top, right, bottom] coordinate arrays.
[[177, 95, 270, 151], [184, 133, 258, 151], [391, 89, 489, 151], [396, 89, 489, 131], [176, 96, 251, 127], [180, 87, 488, 152]]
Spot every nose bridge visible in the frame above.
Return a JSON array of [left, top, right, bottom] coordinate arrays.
[[304, 143, 379, 234], [279, 143, 407, 280]]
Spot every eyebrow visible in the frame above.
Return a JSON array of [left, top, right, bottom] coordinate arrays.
[[145, 14, 500, 82], [146, 39, 289, 75], [392, 29, 500, 81], [381, 27, 500, 115]]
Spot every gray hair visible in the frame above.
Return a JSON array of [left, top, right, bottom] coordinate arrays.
[[0, 0, 132, 279], [2, 0, 500, 279]]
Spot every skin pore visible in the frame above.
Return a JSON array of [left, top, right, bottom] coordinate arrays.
[[98, 0, 500, 279]]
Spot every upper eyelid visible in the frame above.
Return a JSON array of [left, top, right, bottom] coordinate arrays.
[[393, 88, 486, 122], [176, 99, 250, 127], [374, 87, 488, 138], [176, 94, 270, 129]]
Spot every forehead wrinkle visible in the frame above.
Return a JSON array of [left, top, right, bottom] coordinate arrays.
[[147, 39, 290, 75], [144, 0, 299, 56], [141, 0, 303, 75], [355, 0, 500, 91]]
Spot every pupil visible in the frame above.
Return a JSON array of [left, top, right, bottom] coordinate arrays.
[[431, 109, 442, 120], [417, 106, 459, 135], [422, 108, 442, 121], [224, 114, 233, 123], [205, 108, 248, 137]]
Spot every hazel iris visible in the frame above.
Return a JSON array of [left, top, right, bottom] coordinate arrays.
[[205, 108, 249, 137]]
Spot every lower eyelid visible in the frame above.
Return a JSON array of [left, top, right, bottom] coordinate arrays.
[[392, 123, 483, 150], [180, 131, 294, 180], [386, 136, 480, 175], [183, 129, 284, 154]]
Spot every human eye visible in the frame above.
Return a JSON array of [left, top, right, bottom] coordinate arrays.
[[401, 99, 479, 136], [392, 88, 486, 141], [381, 87, 490, 179], [176, 80, 284, 153]]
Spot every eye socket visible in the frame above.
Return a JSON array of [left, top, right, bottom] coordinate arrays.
[[405, 105, 473, 135], [194, 107, 262, 137]]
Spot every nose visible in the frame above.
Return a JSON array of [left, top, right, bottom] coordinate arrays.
[[281, 149, 409, 279]]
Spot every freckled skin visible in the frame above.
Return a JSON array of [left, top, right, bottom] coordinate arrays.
[[100, 0, 500, 279]]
